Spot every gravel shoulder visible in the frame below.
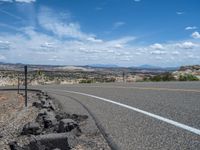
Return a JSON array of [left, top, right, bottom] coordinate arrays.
[[49, 93, 111, 150], [0, 91, 39, 149], [0, 90, 111, 150]]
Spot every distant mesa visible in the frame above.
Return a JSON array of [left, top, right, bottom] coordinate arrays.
[[137, 64, 161, 69], [87, 64, 119, 68]]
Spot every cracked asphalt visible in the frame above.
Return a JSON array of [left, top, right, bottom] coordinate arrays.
[[36, 82, 200, 150]]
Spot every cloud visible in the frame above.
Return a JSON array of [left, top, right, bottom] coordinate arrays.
[[171, 51, 180, 55], [0, 6, 199, 66], [155, 56, 163, 60], [0, 23, 21, 31], [176, 41, 198, 49], [186, 53, 200, 59], [150, 43, 164, 50], [135, 52, 142, 55], [39, 42, 57, 52], [0, 55, 6, 60], [0, 40, 10, 50], [0, 0, 36, 2], [87, 37, 103, 43], [15, 0, 36, 3], [0, 9, 24, 21], [191, 31, 200, 39], [0, 27, 199, 66], [176, 11, 184, 15], [113, 44, 123, 49], [105, 36, 135, 49], [48, 55, 64, 62], [113, 22, 125, 29], [77, 36, 135, 55], [185, 26, 198, 30], [38, 7, 93, 40], [0, 0, 13, 2], [0, 23, 137, 65], [150, 50, 166, 55]]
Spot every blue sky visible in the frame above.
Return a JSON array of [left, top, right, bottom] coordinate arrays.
[[0, 0, 200, 67]]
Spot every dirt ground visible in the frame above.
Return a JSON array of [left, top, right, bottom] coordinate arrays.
[[0, 91, 111, 150], [0, 91, 39, 149]]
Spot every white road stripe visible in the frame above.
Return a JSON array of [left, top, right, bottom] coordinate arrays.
[[52, 89, 200, 136]]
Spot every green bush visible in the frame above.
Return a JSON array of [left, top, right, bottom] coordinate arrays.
[[104, 77, 116, 82], [149, 73, 175, 82], [179, 74, 199, 81], [79, 79, 94, 83]]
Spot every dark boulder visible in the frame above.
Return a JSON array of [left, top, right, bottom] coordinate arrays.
[[9, 141, 24, 150], [21, 122, 41, 135], [32, 101, 42, 108], [43, 111, 57, 128], [28, 133, 70, 150], [58, 119, 78, 133]]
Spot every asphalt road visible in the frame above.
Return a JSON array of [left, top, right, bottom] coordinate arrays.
[[37, 82, 200, 150]]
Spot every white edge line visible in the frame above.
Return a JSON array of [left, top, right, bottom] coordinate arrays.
[[53, 89, 200, 136]]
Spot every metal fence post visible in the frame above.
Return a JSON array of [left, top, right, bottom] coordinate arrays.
[[123, 72, 125, 82], [18, 75, 20, 94], [24, 66, 28, 107]]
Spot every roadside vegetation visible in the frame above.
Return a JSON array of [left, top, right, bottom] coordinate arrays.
[[144, 73, 199, 82], [144, 73, 176, 82], [79, 77, 116, 84], [0, 65, 199, 86], [178, 74, 199, 81]]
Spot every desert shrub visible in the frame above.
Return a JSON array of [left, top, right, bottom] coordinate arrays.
[[179, 74, 199, 81], [55, 79, 61, 84], [104, 77, 116, 82], [162, 73, 176, 81], [79, 79, 93, 83], [150, 75, 162, 81], [149, 73, 175, 82]]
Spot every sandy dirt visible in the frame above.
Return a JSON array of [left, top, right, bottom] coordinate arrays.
[[0, 91, 39, 149]]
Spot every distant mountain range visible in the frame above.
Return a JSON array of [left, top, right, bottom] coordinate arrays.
[[0, 62, 178, 71], [86, 64, 119, 68], [137, 64, 162, 69], [87, 64, 178, 70], [87, 64, 163, 68]]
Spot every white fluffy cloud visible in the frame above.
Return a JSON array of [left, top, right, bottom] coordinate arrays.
[[0, 6, 200, 66], [1, 28, 199, 66], [176, 41, 198, 49], [191, 31, 200, 39], [185, 26, 198, 30], [0, 24, 137, 65], [150, 43, 164, 50]]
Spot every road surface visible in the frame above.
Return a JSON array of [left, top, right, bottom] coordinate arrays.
[[36, 82, 200, 150]]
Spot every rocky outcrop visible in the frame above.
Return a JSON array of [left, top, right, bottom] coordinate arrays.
[[9, 92, 88, 150], [179, 65, 200, 71]]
